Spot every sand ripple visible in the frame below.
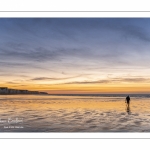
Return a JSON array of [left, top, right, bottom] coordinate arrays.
[[0, 95, 150, 132]]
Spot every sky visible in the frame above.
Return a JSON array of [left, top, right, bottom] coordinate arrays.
[[1, 18, 150, 94]]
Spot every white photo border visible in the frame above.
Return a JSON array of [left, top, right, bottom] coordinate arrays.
[[0, 11, 150, 138]]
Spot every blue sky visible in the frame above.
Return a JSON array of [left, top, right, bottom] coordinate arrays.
[[1, 18, 150, 93]]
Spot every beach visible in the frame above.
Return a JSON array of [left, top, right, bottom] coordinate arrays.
[[0, 95, 150, 132]]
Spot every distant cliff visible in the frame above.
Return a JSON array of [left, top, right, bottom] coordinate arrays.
[[0, 87, 48, 95]]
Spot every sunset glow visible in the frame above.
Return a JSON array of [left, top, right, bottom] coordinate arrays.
[[1, 18, 150, 94]]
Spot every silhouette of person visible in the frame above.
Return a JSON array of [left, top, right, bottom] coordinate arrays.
[[125, 95, 130, 107]]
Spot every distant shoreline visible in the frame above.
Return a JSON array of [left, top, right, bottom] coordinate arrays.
[[0, 94, 49, 95], [0, 87, 48, 95]]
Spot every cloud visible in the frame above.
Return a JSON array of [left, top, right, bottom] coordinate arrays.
[[0, 45, 61, 62], [60, 77, 150, 85], [1, 18, 150, 77], [121, 25, 150, 42], [0, 60, 59, 74], [0, 19, 147, 55], [0, 73, 29, 78], [31, 77, 61, 81], [92, 18, 150, 43], [120, 77, 149, 82], [5, 81, 19, 84], [30, 74, 87, 81]]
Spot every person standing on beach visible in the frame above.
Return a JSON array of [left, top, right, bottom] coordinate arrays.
[[125, 95, 130, 107]]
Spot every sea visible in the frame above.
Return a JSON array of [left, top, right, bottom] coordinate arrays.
[[0, 94, 150, 132]]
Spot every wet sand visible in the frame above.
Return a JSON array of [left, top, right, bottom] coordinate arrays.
[[0, 95, 150, 132]]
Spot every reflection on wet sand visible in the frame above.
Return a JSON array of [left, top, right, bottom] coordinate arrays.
[[126, 105, 131, 115], [0, 95, 150, 132]]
